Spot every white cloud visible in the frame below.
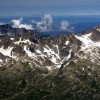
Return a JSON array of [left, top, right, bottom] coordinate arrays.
[[12, 17, 22, 28], [11, 14, 74, 33], [18, 24, 33, 30], [11, 17, 33, 30], [42, 13, 53, 27], [31, 13, 53, 32], [60, 20, 73, 32]]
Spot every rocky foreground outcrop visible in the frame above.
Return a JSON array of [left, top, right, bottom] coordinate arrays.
[[0, 25, 100, 100]]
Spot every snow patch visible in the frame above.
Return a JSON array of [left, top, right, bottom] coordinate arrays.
[[0, 46, 13, 57], [46, 66, 52, 70], [75, 33, 100, 63], [97, 28, 100, 32], [75, 33, 100, 51], [56, 64, 61, 68], [24, 46, 35, 57], [43, 45, 60, 64], [36, 49, 42, 54], [54, 45, 60, 59], [10, 38, 14, 40], [65, 41, 69, 45], [51, 55, 56, 64], [61, 50, 72, 67], [82, 67, 85, 71], [66, 50, 72, 61], [15, 38, 32, 45]]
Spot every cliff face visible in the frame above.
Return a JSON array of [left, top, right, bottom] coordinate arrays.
[[0, 25, 100, 99]]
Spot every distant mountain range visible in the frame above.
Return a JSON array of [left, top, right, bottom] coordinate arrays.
[[72, 22, 100, 33]]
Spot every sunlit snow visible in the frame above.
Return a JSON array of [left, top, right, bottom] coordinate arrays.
[[0, 46, 13, 57]]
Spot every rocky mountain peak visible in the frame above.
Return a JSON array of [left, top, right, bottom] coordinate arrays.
[[0, 24, 100, 99], [0, 24, 100, 65]]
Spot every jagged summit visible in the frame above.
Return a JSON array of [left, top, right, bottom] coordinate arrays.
[[0, 24, 100, 66]]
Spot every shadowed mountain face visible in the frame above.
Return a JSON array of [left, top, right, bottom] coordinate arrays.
[[0, 24, 100, 99], [0, 24, 38, 37]]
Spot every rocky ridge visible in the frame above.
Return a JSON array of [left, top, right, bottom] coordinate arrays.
[[0, 24, 100, 99]]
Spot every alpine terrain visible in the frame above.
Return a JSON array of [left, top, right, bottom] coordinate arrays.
[[0, 24, 100, 100]]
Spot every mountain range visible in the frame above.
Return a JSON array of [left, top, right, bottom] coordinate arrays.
[[0, 24, 100, 99]]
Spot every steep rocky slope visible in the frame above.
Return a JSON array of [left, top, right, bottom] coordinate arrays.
[[0, 25, 100, 100]]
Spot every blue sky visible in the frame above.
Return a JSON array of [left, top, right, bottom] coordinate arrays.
[[0, 0, 100, 16]]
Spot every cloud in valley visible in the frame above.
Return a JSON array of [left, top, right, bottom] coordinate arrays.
[[31, 13, 53, 32], [60, 20, 74, 32], [11, 17, 33, 30]]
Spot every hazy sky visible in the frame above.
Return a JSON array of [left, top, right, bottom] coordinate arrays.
[[0, 0, 100, 16]]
